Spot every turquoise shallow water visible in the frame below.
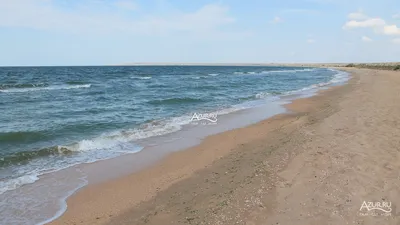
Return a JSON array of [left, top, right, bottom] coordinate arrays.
[[0, 66, 349, 224]]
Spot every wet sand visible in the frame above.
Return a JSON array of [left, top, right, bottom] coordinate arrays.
[[50, 68, 400, 225]]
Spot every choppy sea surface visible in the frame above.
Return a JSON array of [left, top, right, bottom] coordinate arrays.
[[0, 66, 349, 224]]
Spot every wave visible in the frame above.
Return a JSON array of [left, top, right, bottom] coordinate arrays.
[[0, 146, 74, 168], [261, 68, 317, 74], [282, 69, 349, 95], [0, 174, 39, 195], [0, 115, 193, 193], [327, 69, 350, 83], [0, 84, 91, 93], [65, 81, 88, 85], [0, 114, 195, 194], [255, 92, 272, 99], [67, 136, 142, 152], [1, 102, 244, 182], [208, 73, 219, 76], [148, 97, 205, 105], [131, 76, 152, 80], [0, 131, 49, 144], [0, 83, 48, 89], [234, 68, 317, 75], [0, 103, 247, 195], [0, 135, 144, 194], [233, 72, 256, 75], [0, 114, 195, 197], [251, 69, 349, 99]]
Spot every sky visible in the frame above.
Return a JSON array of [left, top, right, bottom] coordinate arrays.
[[0, 0, 399, 66]]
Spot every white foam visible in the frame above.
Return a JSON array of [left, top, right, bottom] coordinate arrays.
[[213, 106, 246, 116], [233, 68, 317, 76], [327, 69, 350, 83], [0, 169, 88, 225], [0, 114, 195, 195], [36, 176, 88, 225], [1, 117, 191, 196], [68, 135, 143, 153], [208, 73, 219, 76], [0, 84, 91, 93], [283, 69, 349, 95], [109, 116, 191, 141], [0, 174, 39, 195], [0, 135, 144, 196], [255, 92, 271, 99], [262, 68, 317, 74]]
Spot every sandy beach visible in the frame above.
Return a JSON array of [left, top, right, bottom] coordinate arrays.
[[50, 67, 400, 225]]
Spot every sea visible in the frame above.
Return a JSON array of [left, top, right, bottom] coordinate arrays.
[[0, 66, 349, 224]]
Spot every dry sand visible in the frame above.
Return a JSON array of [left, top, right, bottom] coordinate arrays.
[[50, 68, 400, 225]]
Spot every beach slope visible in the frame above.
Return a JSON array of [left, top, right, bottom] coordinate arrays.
[[51, 68, 400, 225]]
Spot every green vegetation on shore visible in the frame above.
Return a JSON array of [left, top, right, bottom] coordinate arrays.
[[345, 63, 400, 71]]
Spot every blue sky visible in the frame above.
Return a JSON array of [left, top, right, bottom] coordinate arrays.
[[0, 0, 399, 66]]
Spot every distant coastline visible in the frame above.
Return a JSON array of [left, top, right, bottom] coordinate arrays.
[[120, 62, 400, 70]]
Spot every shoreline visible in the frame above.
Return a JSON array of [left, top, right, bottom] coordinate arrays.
[[46, 67, 400, 225], [1, 67, 347, 225], [49, 68, 356, 225]]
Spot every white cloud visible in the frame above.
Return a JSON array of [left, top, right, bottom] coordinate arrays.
[[0, 0, 236, 36], [383, 25, 400, 35], [343, 18, 385, 29], [393, 13, 400, 19], [343, 11, 400, 36], [361, 36, 372, 42], [270, 16, 283, 24], [307, 38, 316, 43], [392, 38, 400, 44]]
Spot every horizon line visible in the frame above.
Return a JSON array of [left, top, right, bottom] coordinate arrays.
[[1, 62, 399, 67]]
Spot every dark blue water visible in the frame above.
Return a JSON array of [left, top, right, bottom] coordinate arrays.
[[0, 66, 347, 197]]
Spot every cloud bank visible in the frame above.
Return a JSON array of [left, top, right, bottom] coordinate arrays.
[[0, 0, 236, 36], [343, 11, 400, 36]]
